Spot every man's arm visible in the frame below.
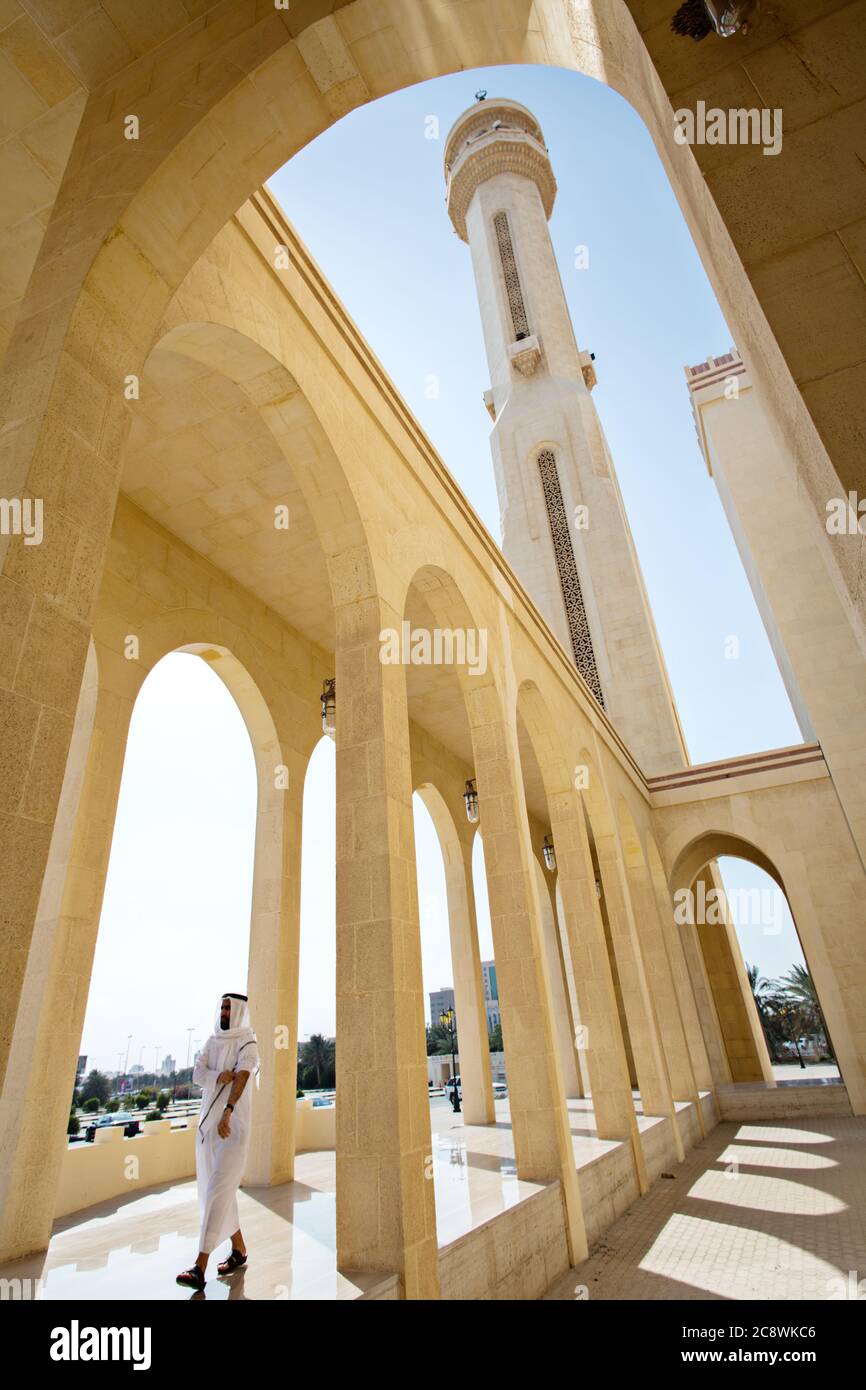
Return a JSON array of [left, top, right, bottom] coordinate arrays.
[[225, 1070, 251, 1108], [217, 1071, 251, 1137], [192, 1045, 221, 1088]]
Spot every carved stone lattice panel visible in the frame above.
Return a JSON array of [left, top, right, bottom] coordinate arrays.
[[537, 449, 605, 708], [494, 211, 530, 341]]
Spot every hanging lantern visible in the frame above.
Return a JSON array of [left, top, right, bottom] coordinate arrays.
[[321, 678, 336, 737], [463, 778, 479, 824], [671, 0, 758, 41], [542, 834, 556, 872]]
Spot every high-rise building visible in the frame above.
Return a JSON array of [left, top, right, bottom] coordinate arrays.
[[480, 961, 500, 1034]]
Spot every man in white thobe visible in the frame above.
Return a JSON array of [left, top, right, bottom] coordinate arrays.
[[176, 993, 260, 1292]]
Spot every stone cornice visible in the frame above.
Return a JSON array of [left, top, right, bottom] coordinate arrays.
[[446, 132, 557, 240]]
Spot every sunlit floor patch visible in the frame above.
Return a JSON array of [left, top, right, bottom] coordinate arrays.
[[715, 1144, 836, 1172], [544, 1115, 866, 1302], [688, 1170, 847, 1216], [637, 1213, 846, 1300]]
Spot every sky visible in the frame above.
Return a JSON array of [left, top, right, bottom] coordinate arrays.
[[80, 66, 805, 1075]]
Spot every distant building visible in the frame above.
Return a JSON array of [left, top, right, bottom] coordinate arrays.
[[75, 1055, 87, 1085], [481, 961, 500, 1034], [162, 1054, 176, 1076]]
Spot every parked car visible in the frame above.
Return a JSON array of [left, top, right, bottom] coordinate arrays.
[[85, 1111, 139, 1142], [492, 1082, 508, 1100]]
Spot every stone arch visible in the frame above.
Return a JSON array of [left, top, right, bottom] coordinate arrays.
[[124, 634, 304, 1187], [113, 603, 325, 1181], [136, 316, 378, 625], [671, 830, 785, 896], [0, 610, 312, 1259], [39, 0, 820, 473], [670, 828, 811, 1089]]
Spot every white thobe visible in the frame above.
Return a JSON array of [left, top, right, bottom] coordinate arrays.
[[193, 1032, 260, 1254]]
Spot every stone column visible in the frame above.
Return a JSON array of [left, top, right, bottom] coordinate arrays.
[[0, 323, 130, 1092], [469, 687, 588, 1265], [592, 827, 682, 1158], [334, 597, 439, 1298], [677, 915, 733, 1090], [622, 855, 700, 1115], [245, 743, 307, 1189], [448, 835, 495, 1126], [548, 788, 648, 1193], [536, 860, 582, 1099], [0, 647, 137, 1261], [646, 850, 715, 1095]]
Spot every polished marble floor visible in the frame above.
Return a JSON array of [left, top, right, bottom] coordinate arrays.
[[0, 1092, 695, 1300], [11, 1089, 845, 1306]]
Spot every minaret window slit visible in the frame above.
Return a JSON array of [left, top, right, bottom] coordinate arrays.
[[493, 211, 531, 341]]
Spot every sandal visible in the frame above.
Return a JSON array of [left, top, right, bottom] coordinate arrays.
[[176, 1265, 206, 1290], [218, 1248, 248, 1275]]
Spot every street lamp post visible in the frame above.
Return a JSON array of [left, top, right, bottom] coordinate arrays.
[[440, 1008, 461, 1113], [121, 1033, 132, 1095], [180, 1027, 195, 1103]]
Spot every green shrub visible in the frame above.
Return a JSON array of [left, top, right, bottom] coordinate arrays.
[[82, 1096, 100, 1114], [67, 1110, 80, 1137]]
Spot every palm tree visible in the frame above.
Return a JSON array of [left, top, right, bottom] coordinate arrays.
[[300, 1034, 334, 1088], [746, 963, 791, 1064], [746, 962, 776, 1017], [774, 964, 834, 1059]]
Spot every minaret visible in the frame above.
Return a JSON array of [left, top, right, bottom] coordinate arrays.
[[444, 98, 687, 774]]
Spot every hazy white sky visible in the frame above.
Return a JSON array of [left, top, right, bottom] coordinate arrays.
[[80, 66, 805, 1075]]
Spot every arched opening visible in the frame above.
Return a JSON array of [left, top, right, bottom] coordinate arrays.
[[298, 734, 337, 1097], [402, 563, 500, 1141], [670, 833, 842, 1093], [80, 651, 257, 1106]]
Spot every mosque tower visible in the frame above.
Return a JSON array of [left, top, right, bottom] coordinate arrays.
[[444, 98, 687, 774]]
